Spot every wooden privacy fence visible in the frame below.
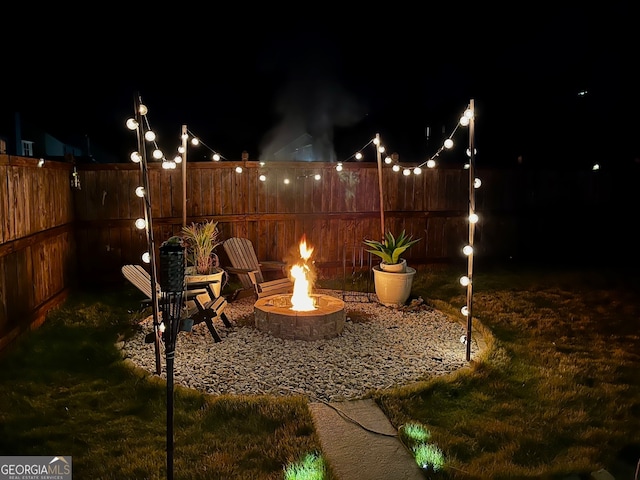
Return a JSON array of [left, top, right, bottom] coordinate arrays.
[[72, 160, 638, 284], [73, 160, 472, 282], [0, 155, 76, 351]]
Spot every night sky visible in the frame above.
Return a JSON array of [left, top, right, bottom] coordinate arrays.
[[3, 4, 637, 168]]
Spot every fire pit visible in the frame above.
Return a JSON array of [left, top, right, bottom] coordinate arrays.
[[253, 235, 345, 340], [254, 293, 346, 341]]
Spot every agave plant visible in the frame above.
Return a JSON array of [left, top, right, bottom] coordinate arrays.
[[363, 230, 421, 265], [180, 220, 223, 274]]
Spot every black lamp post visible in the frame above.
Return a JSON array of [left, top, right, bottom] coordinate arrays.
[[158, 239, 186, 480]]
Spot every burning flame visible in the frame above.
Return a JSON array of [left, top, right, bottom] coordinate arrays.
[[290, 235, 315, 311]]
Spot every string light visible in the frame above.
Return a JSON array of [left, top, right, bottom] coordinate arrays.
[[175, 128, 227, 164], [333, 104, 477, 176]]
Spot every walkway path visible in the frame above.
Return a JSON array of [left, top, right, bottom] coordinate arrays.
[[309, 399, 426, 480]]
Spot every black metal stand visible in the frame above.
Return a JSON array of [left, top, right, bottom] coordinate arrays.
[[159, 242, 185, 480]]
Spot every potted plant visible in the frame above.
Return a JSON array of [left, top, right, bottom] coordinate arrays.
[[363, 230, 421, 307], [180, 220, 226, 297], [363, 230, 421, 273]]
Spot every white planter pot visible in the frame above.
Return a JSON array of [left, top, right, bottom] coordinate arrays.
[[372, 265, 416, 307]]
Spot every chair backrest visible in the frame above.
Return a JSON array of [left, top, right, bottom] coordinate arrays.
[[223, 237, 265, 288], [122, 264, 158, 299]]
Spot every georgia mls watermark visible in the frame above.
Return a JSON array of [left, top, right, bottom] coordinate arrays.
[[0, 456, 72, 480]]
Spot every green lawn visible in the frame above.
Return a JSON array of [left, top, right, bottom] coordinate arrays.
[[1, 261, 639, 479]]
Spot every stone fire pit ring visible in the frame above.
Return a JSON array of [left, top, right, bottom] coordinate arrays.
[[254, 294, 346, 341]]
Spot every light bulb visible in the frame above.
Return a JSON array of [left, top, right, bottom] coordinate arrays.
[[413, 167, 422, 175], [427, 159, 436, 168], [212, 153, 221, 161], [191, 137, 199, 146], [459, 115, 470, 127], [403, 168, 411, 176], [130, 151, 141, 163], [463, 245, 473, 256], [461, 306, 469, 316], [142, 252, 150, 263], [284, 178, 290, 184], [144, 130, 156, 142], [135, 218, 146, 229], [336, 163, 343, 172], [392, 164, 400, 172], [355, 152, 363, 160], [469, 213, 479, 224], [235, 166, 243, 173], [138, 104, 148, 115], [314, 174, 321, 180], [378, 146, 385, 153], [384, 156, 392, 164], [444, 139, 454, 149], [174, 155, 182, 164], [474, 178, 482, 188], [152, 149, 163, 159], [126, 118, 138, 130], [178, 146, 185, 154], [460, 276, 470, 287], [259, 174, 266, 181], [135, 186, 145, 197]]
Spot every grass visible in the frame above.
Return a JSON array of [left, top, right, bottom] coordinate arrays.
[[376, 259, 640, 479], [0, 286, 334, 480], [1, 260, 639, 479]]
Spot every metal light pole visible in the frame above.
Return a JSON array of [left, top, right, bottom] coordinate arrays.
[[465, 99, 476, 362], [181, 125, 188, 227], [375, 133, 385, 239], [134, 93, 162, 375]]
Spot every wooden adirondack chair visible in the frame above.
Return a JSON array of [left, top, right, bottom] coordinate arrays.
[[121, 264, 231, 342], [222, 237, 293, 300]]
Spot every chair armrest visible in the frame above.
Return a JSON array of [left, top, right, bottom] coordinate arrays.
[[259, 261, 287, 271], [185, 280, 220, 290], [185, 280, 220, 301], [225, 266, 259, 275]]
